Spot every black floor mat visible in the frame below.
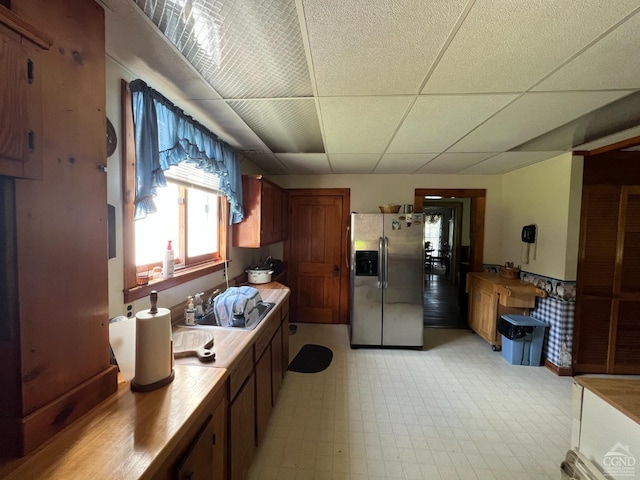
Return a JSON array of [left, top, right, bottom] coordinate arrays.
[[288, 344, 333, 373]]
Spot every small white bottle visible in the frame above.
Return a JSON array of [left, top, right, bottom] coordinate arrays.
[[184, 296, 196, 326], [162, 240, 175, 279]]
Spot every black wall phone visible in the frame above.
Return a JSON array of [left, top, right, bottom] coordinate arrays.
[[522, 224, 536, 243]]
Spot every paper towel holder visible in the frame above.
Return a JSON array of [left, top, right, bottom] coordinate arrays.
[[131, 291, 175, 392]]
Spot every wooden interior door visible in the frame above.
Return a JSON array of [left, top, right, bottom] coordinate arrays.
[[285, 189, 350, 324]]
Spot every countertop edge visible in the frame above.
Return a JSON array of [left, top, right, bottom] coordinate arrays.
[[575, 376, 640, 425]]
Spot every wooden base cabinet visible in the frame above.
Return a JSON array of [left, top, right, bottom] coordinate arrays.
[[466, 273, 545, 350], [227, 292, 290, 480], [174, 393, 227, 480], [229, 371, 256, 480]]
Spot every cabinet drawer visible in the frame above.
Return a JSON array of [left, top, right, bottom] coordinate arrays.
[[254, 309, 280, 359], [229, 347, 253, 401]]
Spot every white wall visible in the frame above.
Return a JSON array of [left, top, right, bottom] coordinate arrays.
[[273, 174, 504, 264], [105, 57, 274, 318], [500, 152, 583, 281]]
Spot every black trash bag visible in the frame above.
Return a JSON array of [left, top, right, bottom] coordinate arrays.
[[498, 317, 534, 340]]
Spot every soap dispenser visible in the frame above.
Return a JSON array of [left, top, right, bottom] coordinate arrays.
[[162, 240, 175, 279]]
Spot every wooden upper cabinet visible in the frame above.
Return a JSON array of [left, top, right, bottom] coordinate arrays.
[[0, 7, 50, 179], [233, 175, 288, 248]]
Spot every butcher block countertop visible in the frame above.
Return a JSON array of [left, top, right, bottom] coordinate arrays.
[[576, 376, 640, 425], [0, 366, 228, 479], [0, 283, 290, 479]]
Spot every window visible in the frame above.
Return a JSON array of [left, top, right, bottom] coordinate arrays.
[[121, 80, 230, 302], [133, 181, 225, 269], [424, 213, 442, 256]]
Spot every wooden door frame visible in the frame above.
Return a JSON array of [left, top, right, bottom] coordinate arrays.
[[415, 189, 486, 272], [283, 188, 351, 324]]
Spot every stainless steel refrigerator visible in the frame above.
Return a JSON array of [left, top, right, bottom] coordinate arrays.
[[350, 213, 424, 348]]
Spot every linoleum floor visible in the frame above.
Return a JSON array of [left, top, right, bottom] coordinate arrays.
[[248, 324, 573, 480]]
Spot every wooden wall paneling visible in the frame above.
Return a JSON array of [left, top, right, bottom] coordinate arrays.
[[5, 0, 117, 456]]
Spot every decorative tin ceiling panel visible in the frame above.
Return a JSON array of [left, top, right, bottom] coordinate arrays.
[[134, 0, 312, 99]]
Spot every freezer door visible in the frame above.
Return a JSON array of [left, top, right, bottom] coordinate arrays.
[[382, 214, 424, 347], [350, 214, 383, 346]]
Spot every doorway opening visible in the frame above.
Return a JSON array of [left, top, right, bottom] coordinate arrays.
[[415, 188, 486, 329]]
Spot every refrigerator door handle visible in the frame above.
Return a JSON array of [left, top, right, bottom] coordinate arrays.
[[377, 236, 384, 289], [383, 236, 389, 288], [345, 225, 350, 271]]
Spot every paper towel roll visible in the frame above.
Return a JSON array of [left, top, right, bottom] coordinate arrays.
[[132, 306, 174, 390]]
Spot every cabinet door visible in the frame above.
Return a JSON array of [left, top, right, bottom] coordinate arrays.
[[575, 185, 640, 374], [230, 373, 255, 480], [212, 396, 227, 480], [176, 415, 214, 480], [477, 288, 496, 343], [0, 28, 42, 179], [282, 305, 290, 378], [255, 345, 272, 445], [271, 323, 283, 404]]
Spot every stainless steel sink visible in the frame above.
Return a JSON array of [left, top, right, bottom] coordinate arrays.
[[198, 302, 275, 330]]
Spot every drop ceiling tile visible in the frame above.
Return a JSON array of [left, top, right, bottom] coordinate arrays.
[[533, 11, 640, 91], [191, 99, 270, 150], [275, 153, 332, 174], [241, 152, 290, 174], [301, 0, 469, 95], [134, 0, 312, 98], [374, 154, 438, 174], [387, 94, 518, 153], [460, 151, 564, 175], [422, 0, 640, 93], [227, 99, 324, 153], [416, 152, 498, 174], [449, 90, 635, 152], [319, 96, 413, 153], [329, 154, 381, 174]]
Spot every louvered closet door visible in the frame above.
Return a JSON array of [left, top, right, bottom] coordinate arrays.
[[613, 187, 640, 372], [574, 186, 640, 374]]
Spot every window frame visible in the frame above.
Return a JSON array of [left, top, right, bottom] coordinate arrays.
[[121, 79, 228, 303]]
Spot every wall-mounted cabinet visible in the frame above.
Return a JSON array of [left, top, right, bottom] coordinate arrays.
[[233, 175, 287, 248], [0, 6, 50, 180]]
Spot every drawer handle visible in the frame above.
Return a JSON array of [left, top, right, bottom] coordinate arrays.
[[27, 59, 34, 84]]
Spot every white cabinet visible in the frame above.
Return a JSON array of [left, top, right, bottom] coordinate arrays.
[[572, 378, 640, 479]]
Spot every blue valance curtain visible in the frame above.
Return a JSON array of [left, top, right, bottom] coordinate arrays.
[[129, 79, 243, 223]]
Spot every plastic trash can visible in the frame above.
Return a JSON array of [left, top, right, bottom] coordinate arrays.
[[498, 314, 549, 366]]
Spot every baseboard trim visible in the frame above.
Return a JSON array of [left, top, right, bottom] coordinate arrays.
[[545, 359, 573, 376]]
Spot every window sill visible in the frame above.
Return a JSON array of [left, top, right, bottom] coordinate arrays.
[[124, 260, 229, 303]]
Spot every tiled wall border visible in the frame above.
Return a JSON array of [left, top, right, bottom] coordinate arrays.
[[483, 265, 575, 370]]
